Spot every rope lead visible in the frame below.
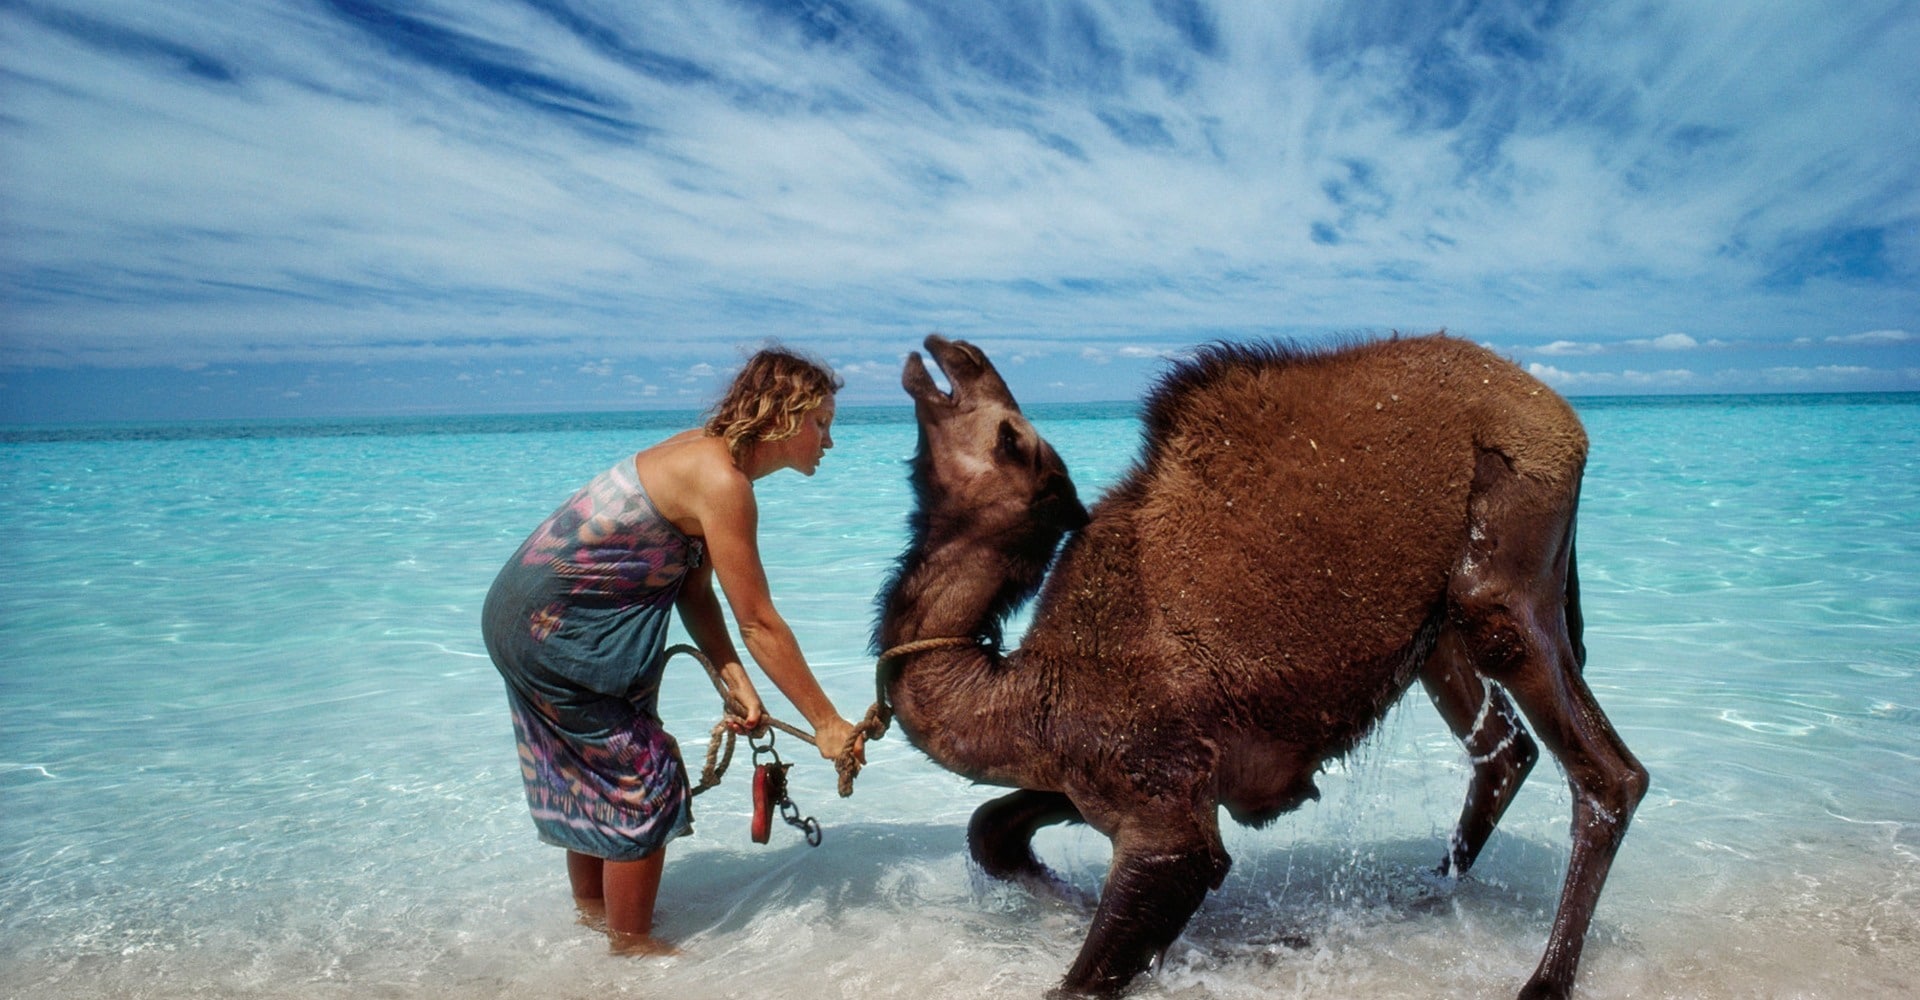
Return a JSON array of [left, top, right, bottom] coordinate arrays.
[[666, 643, 888, 799], [671, 634, 979, 799]]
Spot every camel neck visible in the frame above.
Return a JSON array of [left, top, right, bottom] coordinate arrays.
[[877, 535, 1053, 784], [880, 534, 1035, 649]]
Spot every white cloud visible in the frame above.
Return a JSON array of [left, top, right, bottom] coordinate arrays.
[[1762, 365, 1873, 384], [1619, 368, 1699, 387], [1537, 340, 1605, 356], [1528, 362, 1698, 390], [1, 0, 1916, 417], [832, 359, 900, 382], [1826, 329, 1913, 345], [1529, 334, 1714, 358]]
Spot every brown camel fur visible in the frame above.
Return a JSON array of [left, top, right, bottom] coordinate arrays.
[[876, 333, 1648, 1000]]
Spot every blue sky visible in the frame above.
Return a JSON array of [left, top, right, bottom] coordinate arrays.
[[2, 0, 1917, 423]]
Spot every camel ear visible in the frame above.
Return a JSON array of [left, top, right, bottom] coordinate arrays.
[[1033, 440, 1088, 528], [1038, 470, 1090, 530]]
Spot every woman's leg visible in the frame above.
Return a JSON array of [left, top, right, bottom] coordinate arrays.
[[605, 847, 672, 955], [568, 850, 605, 900], [568, 851, 608, 924]]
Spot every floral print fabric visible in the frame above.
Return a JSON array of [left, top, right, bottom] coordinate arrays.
[[482, 455, 704, 860]]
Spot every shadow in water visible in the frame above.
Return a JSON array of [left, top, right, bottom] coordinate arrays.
[[659, 818, 1577, 961]]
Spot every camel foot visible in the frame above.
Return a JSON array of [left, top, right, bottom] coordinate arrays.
[[1516, 976, 1570, 1000]]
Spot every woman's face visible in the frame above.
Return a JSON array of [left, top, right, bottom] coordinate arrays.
[[780, 397, 836, 476]]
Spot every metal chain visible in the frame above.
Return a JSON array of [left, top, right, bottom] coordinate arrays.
[[751, 732, 821, 847]]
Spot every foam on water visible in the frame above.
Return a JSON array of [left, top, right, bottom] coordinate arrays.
[[3, 395, 1917, 997]]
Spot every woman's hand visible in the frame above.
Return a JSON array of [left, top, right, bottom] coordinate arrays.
[[721, 668, 765, 735], [810, 715, 867, 765]]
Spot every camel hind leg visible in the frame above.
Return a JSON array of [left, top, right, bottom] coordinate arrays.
[[1448, 450, 1648, 1000], [1420, 630, 1538, 876]]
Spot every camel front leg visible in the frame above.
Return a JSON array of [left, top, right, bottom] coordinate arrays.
[[1053, 821, 1230, 998], [968, 789, 1085, 897]]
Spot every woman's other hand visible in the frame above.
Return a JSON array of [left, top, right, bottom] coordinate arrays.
[[811, 716, 867, 765]]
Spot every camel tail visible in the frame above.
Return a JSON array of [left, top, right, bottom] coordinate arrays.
[[1566, 529, 1587, 671]]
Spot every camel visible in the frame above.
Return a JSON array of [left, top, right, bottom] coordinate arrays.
[[874, 333, 1648, 999]]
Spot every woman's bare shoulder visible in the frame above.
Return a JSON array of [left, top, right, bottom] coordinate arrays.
[[635, 432, 751, 524], [637, 429, 716, 471]]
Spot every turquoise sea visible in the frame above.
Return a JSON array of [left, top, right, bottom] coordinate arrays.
[[3, 393, 1917, 999]]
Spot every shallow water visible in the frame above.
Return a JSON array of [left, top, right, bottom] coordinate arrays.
[[2, 394, 1916, 998]]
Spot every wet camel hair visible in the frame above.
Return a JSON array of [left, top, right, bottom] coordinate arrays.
[[875, 333, 1647, 1000]]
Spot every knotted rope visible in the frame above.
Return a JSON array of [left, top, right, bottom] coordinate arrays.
[[669, 635, 983, 798]]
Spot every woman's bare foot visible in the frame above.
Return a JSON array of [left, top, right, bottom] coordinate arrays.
[[608, 930, 682, 956]]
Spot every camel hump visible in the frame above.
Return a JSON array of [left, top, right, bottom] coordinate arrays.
[[1139, 332, 1585, 488], [1101, 333, 1585, 673], [1385, 334, 1588, 487]]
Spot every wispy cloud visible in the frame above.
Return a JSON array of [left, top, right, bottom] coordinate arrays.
[[1536, 333, 1710, 355], [2, 0, 1916, 420], [1826, 329, 1914, 346], [1528, 363, 1699, 391]]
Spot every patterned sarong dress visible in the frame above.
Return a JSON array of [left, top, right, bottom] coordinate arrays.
[[482, 455, 702, 861]]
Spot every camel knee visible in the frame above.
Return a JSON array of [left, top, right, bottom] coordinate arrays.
[[1573, 705, 1649, 825], [1458, 684, 1538, 770], [1615, 763, 1650, 837], [1467, 721, 1538, 818], [968, 790, 1080, 881], [1581, 756, 1649, 838], [1447, 578, 1575, 683], [968, 824, 1030, 881], [1445, 601, 1531, 676], [1495, 724, 1540, 775]]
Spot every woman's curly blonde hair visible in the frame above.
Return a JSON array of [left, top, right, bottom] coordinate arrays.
[[704, 345, 843, 466]]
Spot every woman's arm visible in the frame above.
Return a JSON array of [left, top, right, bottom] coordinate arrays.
[[674, 564, 764, 732], [685, 464, 864, 762]]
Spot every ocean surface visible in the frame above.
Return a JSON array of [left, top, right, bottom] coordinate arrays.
[[2, 393, 1916, 999]]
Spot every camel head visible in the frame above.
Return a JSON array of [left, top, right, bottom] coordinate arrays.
[[901, 334, 1089, 545]]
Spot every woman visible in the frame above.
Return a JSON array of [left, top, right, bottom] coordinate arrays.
[[482, 345, 866, 954]]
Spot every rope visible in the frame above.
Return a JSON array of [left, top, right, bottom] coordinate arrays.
[[689, 719, 736, 797], [876, 635, 985, 660], [669, 635, 983, 799]]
